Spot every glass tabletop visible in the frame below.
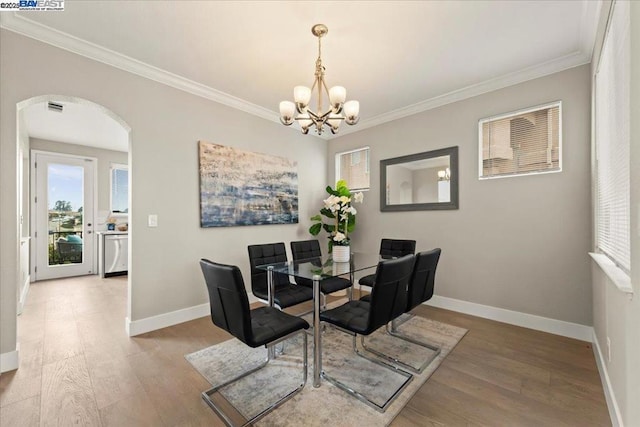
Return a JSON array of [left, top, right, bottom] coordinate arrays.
[[256, 252, 381, 281]]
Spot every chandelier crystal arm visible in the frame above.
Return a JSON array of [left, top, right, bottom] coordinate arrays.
[[279, 24, 360, 135]]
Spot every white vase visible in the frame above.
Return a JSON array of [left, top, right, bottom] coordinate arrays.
[[332, 261, 350, 276], [332, 245, 350, 263]]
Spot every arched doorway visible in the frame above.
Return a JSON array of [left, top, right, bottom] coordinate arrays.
[[15, 95, 132, 359]]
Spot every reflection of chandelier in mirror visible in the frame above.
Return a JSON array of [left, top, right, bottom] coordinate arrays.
[[279, 24, 360, 135], [438, 168, 451, 181]]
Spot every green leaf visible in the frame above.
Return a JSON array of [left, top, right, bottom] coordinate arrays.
[[310, 214, 322, 222], [323, 223, 335, 233], [319, 208, 335, 219], [346, 215, 356, 233], [335, 180, 351, 197], [326, 185, 339, 196], [309, 223, 322, 236]]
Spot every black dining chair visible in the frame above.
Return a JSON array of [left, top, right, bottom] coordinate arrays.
[[358, 238, 416, 292], [290, 240, 352, 305], [247, 242, 313, 310], [319, 254, 416, 412], [360, 248, 442, 373], [199, 259, 309, 427]]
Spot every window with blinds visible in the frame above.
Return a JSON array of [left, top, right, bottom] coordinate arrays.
[[336, 147, 370, 191], [595, 0, 630, 272], [479, 102, 562, 179], [110, 164, 129, 213]]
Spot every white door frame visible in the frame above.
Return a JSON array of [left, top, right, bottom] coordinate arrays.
[[30, 150, 98, 280]]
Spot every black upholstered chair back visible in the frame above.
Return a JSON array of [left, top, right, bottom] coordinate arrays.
[[368, 254, 415, 333], [290, 240, 322, 261], [248, 243, 290, 295], [407, 249, 441, 312], [200, 259, 252, 345], [380, 239, 417, 258]]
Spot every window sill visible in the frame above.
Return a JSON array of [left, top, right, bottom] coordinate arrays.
[[589, 252, 633, 295]]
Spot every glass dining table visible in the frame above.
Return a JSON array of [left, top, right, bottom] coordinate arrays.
[[256, 252, 382, 387]]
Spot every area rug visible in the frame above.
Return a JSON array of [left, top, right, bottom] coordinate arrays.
[[186, 314, 467, 426]]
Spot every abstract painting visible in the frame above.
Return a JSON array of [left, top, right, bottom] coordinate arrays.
[[199, 141, 299, 227]]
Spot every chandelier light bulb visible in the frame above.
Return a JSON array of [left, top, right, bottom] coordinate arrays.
[[329, 86, 346, 110], [279, 101, 296, 125], [294, 86, 311, 108], [343, 100, 360, 124], [298, 113, 313, 134], [327, 113, 342, 133]]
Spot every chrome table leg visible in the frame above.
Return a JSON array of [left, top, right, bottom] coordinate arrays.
[[267, 266, 276, 360], [313, 274, 322, 387]]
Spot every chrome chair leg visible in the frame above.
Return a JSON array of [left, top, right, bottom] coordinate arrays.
[[360, 318, 441, 373], [321, 333, 413, 413], [201, 331, 307, 427]]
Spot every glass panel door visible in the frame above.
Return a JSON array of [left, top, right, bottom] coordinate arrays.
[[48, 163, 84, 265], [34, 152, 95, 280]]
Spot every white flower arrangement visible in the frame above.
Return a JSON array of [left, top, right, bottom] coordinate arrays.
[[309, 180, 364, 249]]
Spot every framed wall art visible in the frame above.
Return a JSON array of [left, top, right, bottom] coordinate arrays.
[[199, 141, 299, 227]]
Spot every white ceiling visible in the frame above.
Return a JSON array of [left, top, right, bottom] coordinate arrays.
[[2, 1, 601, 145]]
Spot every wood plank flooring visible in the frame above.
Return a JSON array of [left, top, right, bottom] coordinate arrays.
[[0, 275, 610, 426]]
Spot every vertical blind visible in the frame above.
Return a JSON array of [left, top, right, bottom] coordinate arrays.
[[595, 0, 630, 272], [480, 102, 561, 179]]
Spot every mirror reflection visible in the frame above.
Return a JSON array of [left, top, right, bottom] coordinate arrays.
[[381, 146, 458, 211], [386, 155, 451, 204]]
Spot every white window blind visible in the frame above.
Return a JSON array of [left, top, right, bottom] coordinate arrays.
[[479, 102, 561, 179], [336, 147, 370, 191], [110, 164, 129, 213], [595, 0, 630, 272]]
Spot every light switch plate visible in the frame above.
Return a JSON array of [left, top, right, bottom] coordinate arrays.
[[148, 214, 158, 227]]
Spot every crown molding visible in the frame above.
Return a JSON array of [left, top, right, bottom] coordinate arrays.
[[0, 13, 281, 126], [1, 4, 599, 142], [334, 49, 591, 139], [579, 0, 603, 62]]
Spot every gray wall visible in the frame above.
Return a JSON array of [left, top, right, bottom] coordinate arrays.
[[590, 2, 640, 425], [0, 30, 327, 356], [29, 138, 128, 226], [329, 65, 592, 326]]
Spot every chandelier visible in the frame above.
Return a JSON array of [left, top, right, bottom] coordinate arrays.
[[279, 24, 360, 135], [438, 168, 451, 181]]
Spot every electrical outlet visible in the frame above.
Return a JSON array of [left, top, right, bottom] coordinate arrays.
[[607, 337, 611, 363], [148, 214, 158, 227]]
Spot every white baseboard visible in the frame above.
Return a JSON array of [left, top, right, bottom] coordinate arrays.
[[0, 344, 20, 374], [592, 330, 623, 427], [426, 295, 593, 341], [126, 303, 210, 337]]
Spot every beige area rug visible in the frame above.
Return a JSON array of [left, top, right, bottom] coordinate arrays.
[[186, 313, 467, 426]]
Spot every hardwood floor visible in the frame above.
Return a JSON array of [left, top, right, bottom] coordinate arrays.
[[0, 275, 610, 426]]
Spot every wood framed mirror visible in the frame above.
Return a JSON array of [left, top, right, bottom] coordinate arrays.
[[380, 146, 459, 211]]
